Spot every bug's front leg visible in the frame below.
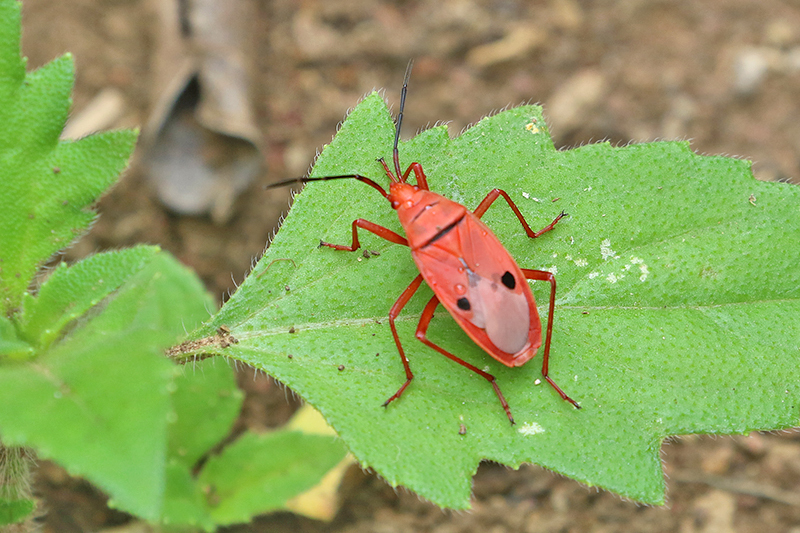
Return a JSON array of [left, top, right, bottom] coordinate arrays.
[[321, 218, 408, 251], [472, 189, 567, 238]]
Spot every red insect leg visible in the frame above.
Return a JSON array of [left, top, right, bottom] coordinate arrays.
[[401, 163, 429, 189], [472, 188, 566, 238], [318, 217, 429, 411], [414, 295, 516, 424], [471, 188, 578, 409], [320, 220, 432, 412], [378, 158, 430, 190], [521, 268, 581, 409], [320, 219, 408, 251], [383, 274, 425, 407]]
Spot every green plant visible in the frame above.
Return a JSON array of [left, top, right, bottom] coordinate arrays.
[[173, 90, 800, 508], [0, 1, 346, 530], [3, 0, 799, 525]]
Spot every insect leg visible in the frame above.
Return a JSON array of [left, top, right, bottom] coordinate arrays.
[[321, 219, 408, 251], [402, 162, 429, 190], [472, 189, 567, 238], [376, 158, 430, 190], [384, 274, 425, 407], [521, 269, 581, 409], [415, 295, 516, 425]]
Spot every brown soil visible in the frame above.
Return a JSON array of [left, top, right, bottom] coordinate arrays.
[[18, 1, 800, 532]]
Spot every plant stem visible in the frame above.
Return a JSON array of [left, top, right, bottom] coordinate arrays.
[[0, 444, 36, 530]]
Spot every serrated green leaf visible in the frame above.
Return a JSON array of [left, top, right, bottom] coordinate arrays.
[[0, 248, 213, 520], [185, 92, 800, 507], [16, 247, 157, 349], [198, 430, 347, 525], [0, 2, 136, 312]]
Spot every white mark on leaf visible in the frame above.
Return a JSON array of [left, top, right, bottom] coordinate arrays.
[[600, 239, 619, 260], [518, 422, 546, 436], [638, 263, 650, 281], [630, 256, 649, 281]]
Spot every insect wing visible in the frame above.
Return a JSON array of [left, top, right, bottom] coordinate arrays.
[[411, 213, 542, 366]]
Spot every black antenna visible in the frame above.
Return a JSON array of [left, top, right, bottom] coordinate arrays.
[[266, 173, 389, 198], [267, 61, 415, 195], [393, 60, 413, 179]]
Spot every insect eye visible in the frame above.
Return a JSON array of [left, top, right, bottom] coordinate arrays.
[[501, 271, 516, 289], [456, 297, 471, 311]]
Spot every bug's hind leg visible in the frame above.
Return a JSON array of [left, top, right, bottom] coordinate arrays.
[[521, 269, 581, 409], [415, 295, 516, 425]]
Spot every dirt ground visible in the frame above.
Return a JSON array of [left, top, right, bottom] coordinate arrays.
[[17, 0, 800, 531]]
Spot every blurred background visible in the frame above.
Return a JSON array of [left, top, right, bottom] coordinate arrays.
[[20, 0, 800, 531]]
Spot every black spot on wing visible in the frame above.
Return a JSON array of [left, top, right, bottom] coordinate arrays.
[[501, 271, 516, 289], [457, 297, 471, 311]]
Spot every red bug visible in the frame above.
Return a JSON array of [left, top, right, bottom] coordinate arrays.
[[271, 63, 580, 424]]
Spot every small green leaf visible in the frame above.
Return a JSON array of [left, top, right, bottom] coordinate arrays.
[[0, 1, 136, 312], [0, 314, 33, 361], [198, 430, 347, 526], [0, 248, 213, 520], [186, 93, 800, 507], [16, 247, 157, 349]]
